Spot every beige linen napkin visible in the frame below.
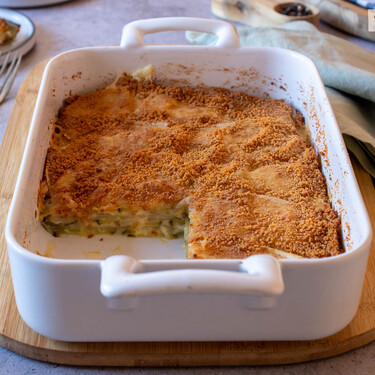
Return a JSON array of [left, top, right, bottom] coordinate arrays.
[[186, 21, 375, 176]]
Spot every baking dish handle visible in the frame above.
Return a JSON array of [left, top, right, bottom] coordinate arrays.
[[120, 17, 240, 49], [100, 254, 284, 299]]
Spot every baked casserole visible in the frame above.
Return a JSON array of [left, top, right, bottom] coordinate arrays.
[[39, 67, 343, 259]]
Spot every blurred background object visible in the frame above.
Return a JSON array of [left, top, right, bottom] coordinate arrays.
[[212, 0, 375, 41], [0, 0, 72, 7], [346, 0, 375, 9], [0, 8, 35, 65]]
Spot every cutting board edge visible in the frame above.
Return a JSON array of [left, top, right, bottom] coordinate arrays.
[[1, 328, 375, 367]]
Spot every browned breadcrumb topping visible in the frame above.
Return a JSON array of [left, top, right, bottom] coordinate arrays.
[[39, 73, 343, 259]]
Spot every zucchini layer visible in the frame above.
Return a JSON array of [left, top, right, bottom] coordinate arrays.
[[41, 206, 188, 239]]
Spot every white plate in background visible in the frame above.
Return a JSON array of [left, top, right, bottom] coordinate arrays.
[[0, 0, 71, 7], [0, 8, 36, 65]]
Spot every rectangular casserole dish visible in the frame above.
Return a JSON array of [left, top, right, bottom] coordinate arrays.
[[5, 17, 372, 342]]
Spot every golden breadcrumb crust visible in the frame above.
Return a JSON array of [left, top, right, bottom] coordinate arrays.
[[39, 73, 343, 259]]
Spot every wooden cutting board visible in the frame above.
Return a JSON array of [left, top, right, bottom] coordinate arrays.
[[212, 0, 375, 42], [0, 60, 375, 367]]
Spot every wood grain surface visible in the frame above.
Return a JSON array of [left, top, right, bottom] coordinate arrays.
[[0, 60, 374, 367], [212, 0, 375, 42], [212, 0, 320, 27]]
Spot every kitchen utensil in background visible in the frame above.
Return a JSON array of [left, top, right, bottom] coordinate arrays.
[[212, 0, 375, 42], [0, 52, 22, 103]]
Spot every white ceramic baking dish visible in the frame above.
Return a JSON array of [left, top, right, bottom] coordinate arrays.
[[5, 17, 372, 342]]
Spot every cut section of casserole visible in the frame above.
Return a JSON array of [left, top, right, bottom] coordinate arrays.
[[39, 68, 343, 258]]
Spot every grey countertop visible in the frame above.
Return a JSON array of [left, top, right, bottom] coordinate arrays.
[[1, 0, 375, 373]]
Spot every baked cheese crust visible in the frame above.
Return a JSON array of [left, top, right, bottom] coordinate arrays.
[[39, 70, 343, 259]]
